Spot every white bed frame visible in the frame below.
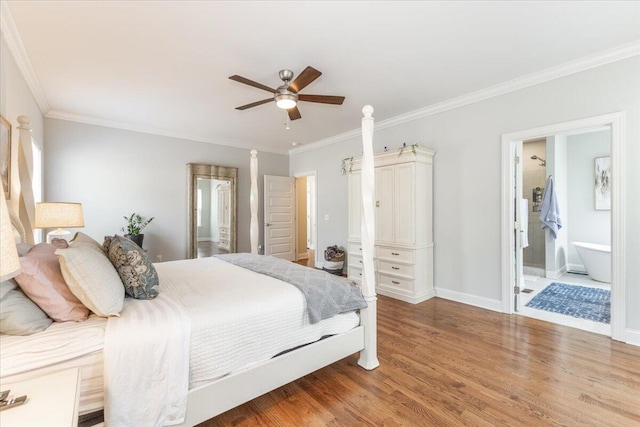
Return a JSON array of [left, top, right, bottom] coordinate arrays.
[[178, 107, 380, 426], [11, 111, 379, 426]]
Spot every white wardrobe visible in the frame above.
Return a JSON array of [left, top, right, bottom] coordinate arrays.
[[347, 147, 434, 304]]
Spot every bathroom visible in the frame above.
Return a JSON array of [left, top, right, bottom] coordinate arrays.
[[519, 128, 612, 335]]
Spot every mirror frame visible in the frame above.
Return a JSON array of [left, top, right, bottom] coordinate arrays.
[[187, 163, 238, 258]]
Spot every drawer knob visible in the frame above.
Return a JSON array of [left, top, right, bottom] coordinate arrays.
[[359, 273, 362, 276], [392, 280, 400, 285], [359, 260, 362, 263], [391, 252, 400, 256], [392, 266, 399, 270]]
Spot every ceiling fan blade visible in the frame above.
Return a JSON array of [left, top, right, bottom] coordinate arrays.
[[288, 106, 302, 121], [235, 98, 273, 110], [288, 66, 322, 93], [298, 94, 345, 105], [229, 75, 275, 93]]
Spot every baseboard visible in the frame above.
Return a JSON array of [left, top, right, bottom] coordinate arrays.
[[626, 329, 640, 347], [545, 264, 568, 280], [434, 287, 503, 313], [376, 287, 435, 304]]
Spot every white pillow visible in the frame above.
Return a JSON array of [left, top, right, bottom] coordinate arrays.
[[56, 244, 124, 317]]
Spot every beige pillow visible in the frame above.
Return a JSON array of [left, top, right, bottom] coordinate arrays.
[[56, 243, 124, 317], [14, 243, 89, 322], [70, 231, 102, 250]]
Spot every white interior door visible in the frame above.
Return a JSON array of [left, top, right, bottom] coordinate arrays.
[[514, 141, 524, 311], [264, 175, 295, 260]]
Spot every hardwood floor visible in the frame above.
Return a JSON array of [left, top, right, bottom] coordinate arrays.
[[198, 296, 640, 426]]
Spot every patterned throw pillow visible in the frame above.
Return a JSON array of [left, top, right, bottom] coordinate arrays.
[[105, 235, 159, 299]]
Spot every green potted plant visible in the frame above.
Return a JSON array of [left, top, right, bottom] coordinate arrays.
[[122, 213, 154, 248]]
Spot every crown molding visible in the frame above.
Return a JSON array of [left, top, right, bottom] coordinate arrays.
[[290, 40, 640, 155], [45, 110, 289, 155], [0, 1, 50, 113]]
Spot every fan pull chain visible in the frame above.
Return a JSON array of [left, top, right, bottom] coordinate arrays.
[[284, 111, 291, 130]]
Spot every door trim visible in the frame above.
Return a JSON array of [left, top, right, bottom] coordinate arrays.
[[500, 112, 625, 341]]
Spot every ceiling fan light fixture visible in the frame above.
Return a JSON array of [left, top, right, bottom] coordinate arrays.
[[275, 92, 297, 110]]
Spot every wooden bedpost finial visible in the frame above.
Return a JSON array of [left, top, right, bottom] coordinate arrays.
[[362, 105, 373, 118], [17, 116, 31, 129], [250, 149, 257, 157]]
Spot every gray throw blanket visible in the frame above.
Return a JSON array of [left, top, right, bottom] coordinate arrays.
[[215, 253, 367, 323]]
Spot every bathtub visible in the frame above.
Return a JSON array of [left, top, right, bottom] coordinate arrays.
[[572, 242, 611, 283]]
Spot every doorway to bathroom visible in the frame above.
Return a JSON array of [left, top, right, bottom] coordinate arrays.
[[518, 132, 611, 336], [501, 113, 626, 341]]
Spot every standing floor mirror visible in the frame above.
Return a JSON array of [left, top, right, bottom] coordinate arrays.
[[187, 163, 238, 258]]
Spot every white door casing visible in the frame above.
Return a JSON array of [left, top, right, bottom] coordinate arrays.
[[501, 112, 626, 341], [264, 175, 295, 260]]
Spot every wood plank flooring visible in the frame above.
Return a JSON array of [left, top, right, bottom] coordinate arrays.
[[198, 296, 640, 426]]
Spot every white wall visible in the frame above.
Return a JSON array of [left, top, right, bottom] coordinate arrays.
[[567, 129, 611, 270], [0, 35, 44, 212], [44, 118, 289, 261], [290, 56, 640, 330]]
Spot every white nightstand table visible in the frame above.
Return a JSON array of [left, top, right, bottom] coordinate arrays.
[[0, 368, 80, 427]]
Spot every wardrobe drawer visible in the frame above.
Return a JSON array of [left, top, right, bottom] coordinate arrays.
[[378, 260, 414, 279], [377, 247, 414, 263], [378, 273, 414, 292], [349, 254, 363, 267], [348, 242, 363, 255], [347, 266, 363, 281]]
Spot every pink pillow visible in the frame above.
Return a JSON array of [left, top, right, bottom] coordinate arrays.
[[14, 243, 89, 322]]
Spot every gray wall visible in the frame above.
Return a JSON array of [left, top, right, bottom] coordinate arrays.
[[567, 129, 611, 269], [290, 56, 640, 330], [44, 118, 289, 261]]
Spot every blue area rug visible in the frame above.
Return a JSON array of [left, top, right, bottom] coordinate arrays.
[[525, 282, 610, 324]]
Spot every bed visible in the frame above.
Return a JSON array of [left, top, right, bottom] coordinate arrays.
[[0, 107, 379, 426]]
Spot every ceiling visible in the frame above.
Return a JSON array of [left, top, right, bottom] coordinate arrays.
[[5, 1, 640, 154]]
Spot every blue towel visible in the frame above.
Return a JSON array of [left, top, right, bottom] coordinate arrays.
[[540, 175, 562, 239]]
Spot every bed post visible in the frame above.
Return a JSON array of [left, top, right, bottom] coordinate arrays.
[[357, 105, 379, 370], [250, 150, 259, 254], [16, 116, 35, 244]]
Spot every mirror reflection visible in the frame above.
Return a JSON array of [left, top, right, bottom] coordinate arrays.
[[187, 164, 237, 258]]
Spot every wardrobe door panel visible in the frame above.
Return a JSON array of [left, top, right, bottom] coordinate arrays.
[[375, 166, 395, 243], [394, 163, 416, 244]]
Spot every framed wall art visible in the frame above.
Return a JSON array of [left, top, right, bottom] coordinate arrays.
[[594, 156, 611, 211], [0, 114, 11, 199]]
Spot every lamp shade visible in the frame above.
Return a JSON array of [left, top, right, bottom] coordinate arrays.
[[35, 202, 84, 228], [1, 190, 21, 281]]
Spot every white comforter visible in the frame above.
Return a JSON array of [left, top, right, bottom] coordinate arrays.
[[104, 257, 359, 427]]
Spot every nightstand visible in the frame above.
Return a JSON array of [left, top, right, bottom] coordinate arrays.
[[0, 368, 80, 427]]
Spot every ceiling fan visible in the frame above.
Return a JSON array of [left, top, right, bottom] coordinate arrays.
[[229, 66, 345, 121]]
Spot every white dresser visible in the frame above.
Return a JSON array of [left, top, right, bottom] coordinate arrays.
[[347, 146, 434, 304]]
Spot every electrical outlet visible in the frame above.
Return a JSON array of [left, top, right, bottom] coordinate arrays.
[[156, 254, 163, 262]]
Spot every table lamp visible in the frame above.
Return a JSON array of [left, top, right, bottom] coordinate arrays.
[[1, 190, 20, 281], [35, 202, 84, 243]]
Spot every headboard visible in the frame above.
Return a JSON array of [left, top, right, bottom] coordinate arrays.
[[9, 207, 26, 244]]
